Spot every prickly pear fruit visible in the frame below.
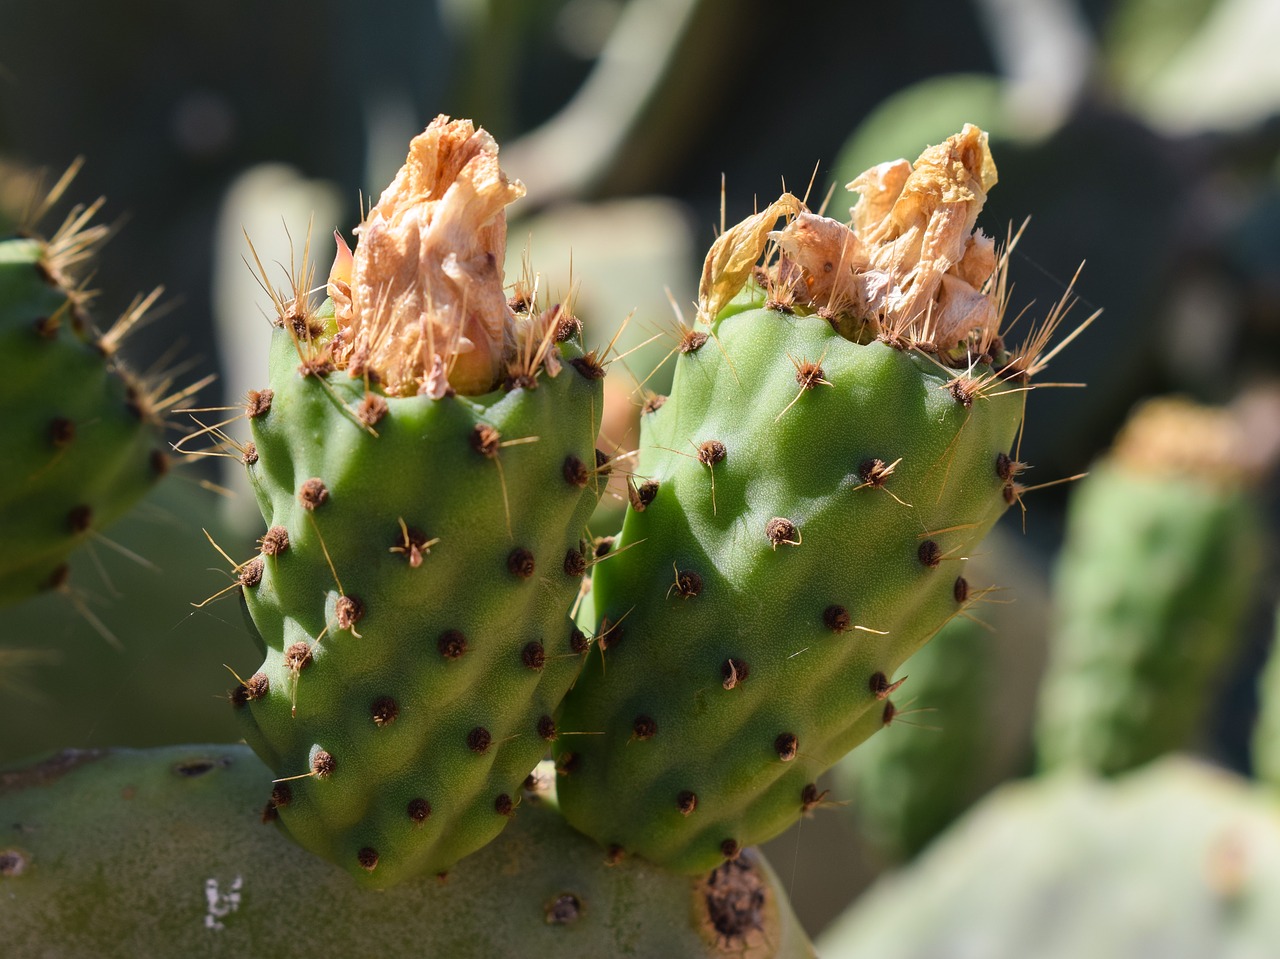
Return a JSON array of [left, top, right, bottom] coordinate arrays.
[[0, 176, 170, 609], [555, 126, 1064, 872], [818, 758, 1280, 959], [0, 745, 816, 958], [228, 117, 606, 887], [1036, 397, 1265, 776]]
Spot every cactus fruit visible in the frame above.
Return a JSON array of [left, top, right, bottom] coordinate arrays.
[[228, 117, 606, 887], [835, 611, 997, 861], [554, 125, 1073, 872], [1036, 397, 1266, 776], [0, 172, 171, 609], [817, 758, 1280, 959], [0, 745, 816, 958]]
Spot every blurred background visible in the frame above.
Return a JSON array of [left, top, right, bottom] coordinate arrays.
[[2, 0, 1279, 941]]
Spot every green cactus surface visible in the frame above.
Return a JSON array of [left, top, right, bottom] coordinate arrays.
[[0, 745, 816, 958], [554, 292, 1023, 872], [233, 321, 604, 887], [1252, 603, 1280, 790], [818, 758, 1280, 959], [836, 611, 998, 861], [0, 233, 167, 609], [1036, 398, 1264, 776]]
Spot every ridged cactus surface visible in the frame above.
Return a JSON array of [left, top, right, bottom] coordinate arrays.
[[230, 117, 605, 886], [1036, 398, 1264, 776], [0, 228, 167, 608], [550, 124, 1079, 873], [0, 745, 815, 959]]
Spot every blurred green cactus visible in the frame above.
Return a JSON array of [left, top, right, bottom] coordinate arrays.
[[1036, 397, 1266, 776]]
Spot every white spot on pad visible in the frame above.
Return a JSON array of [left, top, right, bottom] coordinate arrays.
[[204, 875, 243, 930]]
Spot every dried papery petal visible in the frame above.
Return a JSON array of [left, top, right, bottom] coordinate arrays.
[[698, 193, 802, 324], [858, 124, 999, 348], [329, 115, 526, 395], [932, 273, 998, 351], [954, 230, 997, 289], [847, 159, 913, 235], [769, 212, 867, 314], [328, 230, 354, 315]]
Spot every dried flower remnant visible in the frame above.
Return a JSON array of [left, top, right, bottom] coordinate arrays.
[[327, 115, 526, 396], [697, 194, 803, 324], [701, 125, 1002, 354]]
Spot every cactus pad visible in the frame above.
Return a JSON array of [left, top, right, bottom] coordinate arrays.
[[1036, 397, 1265, 776], [0, 745, 815, 958], [230, 118, 607, 886], [0, 219, 168, 609], [551, 124, 1082, 872]]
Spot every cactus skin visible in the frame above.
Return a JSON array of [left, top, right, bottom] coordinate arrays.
[[0, 745, 816, 958], [818, 759, 1280, 959], [1252, 604, 1280, 789], [835, 611, 996, 861], [234, 323, 603, 887], [0, 236, 166, 608], [1036, 398, 1264, 777], [554, 297, 1022, 873]]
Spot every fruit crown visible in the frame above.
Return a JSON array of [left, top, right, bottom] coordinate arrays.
[[699, 124, 1001, 355], [327, 115, 525, 396]]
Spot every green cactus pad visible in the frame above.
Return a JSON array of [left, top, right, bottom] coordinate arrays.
[[554, 300, 1022, 872], [0, 236, 166, 608], [818, 758, 1280, 959], [1036, 398, 1264, 776], [0, 745, 815, 958], [836, 611, 998, 861], [234, 325, 604, 887]]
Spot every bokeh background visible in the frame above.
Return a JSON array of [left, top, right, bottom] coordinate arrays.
[[3, 0, 1279, 939]]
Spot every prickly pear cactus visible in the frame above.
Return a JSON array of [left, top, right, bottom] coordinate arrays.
[[555, 126, 1068, 872], [0, 177, 170, 609], [818, 758, 1280, 959], [1036, 397, 1265, 776], [228, 117, 606, 887], [0, 745, 816, 958], [835, 611, 997, 861]]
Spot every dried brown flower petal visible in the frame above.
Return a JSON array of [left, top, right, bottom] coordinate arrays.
[[328, 115, 525, 395], [740, 125, 1002, 353], [697, 193, 802, 324]]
